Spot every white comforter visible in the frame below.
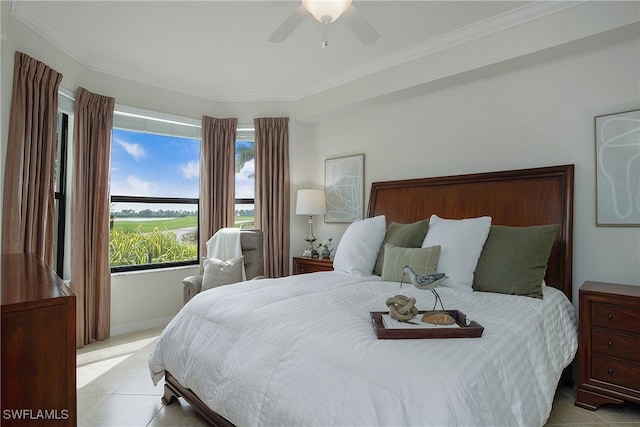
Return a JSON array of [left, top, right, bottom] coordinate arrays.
[[149, 272, 577, 427]]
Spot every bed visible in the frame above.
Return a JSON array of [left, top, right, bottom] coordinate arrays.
[[149, 164, 577, 427]]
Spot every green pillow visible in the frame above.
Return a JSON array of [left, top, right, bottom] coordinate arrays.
[[472, 224, 559, 299], [374, 219, 430, 276], [381, 244, 441, 283]]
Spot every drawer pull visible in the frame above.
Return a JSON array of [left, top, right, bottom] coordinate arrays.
[[607, 340, 614, 348], [607, 313, 613, 321], [607, 368, 615, 376]]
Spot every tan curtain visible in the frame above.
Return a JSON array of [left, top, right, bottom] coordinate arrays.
[[70, 87, 115, 348], [2, 52, 62, 268], [254, 117, 290, 278], [200, 116, 237, 252]]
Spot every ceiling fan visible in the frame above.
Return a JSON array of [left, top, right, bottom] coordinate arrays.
[[268, 0, 380, 48]]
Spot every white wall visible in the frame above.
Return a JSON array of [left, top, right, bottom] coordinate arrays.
[[307, 36, 640, 305], [109, 265, 199, 335]]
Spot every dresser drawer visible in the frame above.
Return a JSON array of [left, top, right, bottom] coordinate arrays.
[[592, 355, 640, 391], [592, 329, 640, 363], [591, 302, 640, 334]]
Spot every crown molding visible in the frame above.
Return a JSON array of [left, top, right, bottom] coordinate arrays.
[[11, 3, 94, 69], [12, 1, 583, 104]]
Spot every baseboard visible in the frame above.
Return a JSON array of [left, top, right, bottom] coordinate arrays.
[[110, 315, 174, 336]]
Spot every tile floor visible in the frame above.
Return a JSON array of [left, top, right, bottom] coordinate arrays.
[[77, 327, 640, 426]]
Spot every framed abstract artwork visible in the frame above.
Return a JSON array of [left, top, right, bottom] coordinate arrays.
[[325, 154, 364, 223], [595, 109, 640, 226]]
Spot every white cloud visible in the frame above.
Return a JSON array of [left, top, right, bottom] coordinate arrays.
[[181, 160, 199, 180], [127, 175, 154, 195], [235, 159, 255, 198], [115, 138, 146, 160]]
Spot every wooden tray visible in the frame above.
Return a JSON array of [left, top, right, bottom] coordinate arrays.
[[370, 310, 484, 339]]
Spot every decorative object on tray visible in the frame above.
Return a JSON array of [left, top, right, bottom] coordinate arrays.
[[401, 266, 455, 325], [317, 238, 333, 259], [385, 294, 418, 322]]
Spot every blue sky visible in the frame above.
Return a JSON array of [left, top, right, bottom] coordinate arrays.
[[111, 129, 201, 198], [111, 129, 255, 211]]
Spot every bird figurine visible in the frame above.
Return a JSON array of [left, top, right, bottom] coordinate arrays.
[[402, 266, 455, 325], [402, 268, 446, 290]]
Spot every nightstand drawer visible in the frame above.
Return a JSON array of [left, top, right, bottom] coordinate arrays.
[[592, 355, 640, 390], [592, 330, 640, 363], [592, 303, 640, 334], [292, 257, 334, 275]]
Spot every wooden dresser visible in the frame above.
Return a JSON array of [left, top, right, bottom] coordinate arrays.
[[576, 281, 640, 411], [1, 253, 76, 426]]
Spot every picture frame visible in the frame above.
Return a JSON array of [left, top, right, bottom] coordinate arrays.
[[594, 109, 640, 226], [325, 154, 364, 223]]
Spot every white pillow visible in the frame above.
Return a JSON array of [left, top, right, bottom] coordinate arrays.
[[201, 256, 244, 291], [421, 214, 491, 289], [333, 215, 386, 276]]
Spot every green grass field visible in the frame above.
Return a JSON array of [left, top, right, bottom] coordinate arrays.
[[112, 217, 197, 233], [111, 216, 254, 233]]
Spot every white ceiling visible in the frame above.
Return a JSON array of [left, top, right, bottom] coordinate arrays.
[[12, 1, 535, 100], [10, 1, 639, 105]]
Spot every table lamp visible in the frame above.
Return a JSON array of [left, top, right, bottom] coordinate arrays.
[[296, 189, 326, 257]]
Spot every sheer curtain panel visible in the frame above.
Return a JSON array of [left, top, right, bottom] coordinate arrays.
[[70, 87, 115, 347], [254, 117, 290, 278], [2, 52, 62, 268], [200, 116, 237, 251]]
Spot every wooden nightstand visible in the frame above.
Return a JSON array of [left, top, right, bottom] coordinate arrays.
[[293, 257, 334, 275], [575, 281, 640, 411]]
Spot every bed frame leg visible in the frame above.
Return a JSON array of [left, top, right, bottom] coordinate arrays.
[[162, 380, 180, 406]]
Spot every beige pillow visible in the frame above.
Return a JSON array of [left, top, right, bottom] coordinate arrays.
[[381, 244, 441, 283], [201, 256, 244, 291]]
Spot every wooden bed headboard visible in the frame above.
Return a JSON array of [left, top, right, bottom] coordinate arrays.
[[367, 165, 574, 300]]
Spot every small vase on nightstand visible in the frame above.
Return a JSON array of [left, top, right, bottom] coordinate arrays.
[[317, 238, 333, 260]]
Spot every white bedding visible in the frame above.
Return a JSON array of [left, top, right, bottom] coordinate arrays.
[[149, 271, 577, 427]]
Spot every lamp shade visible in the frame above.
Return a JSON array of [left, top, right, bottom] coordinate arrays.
[[296, 189, 326, 215], [302, 0, 352, 23]]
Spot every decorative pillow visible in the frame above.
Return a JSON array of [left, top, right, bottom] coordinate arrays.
[[333, 215, 387, 276], [421, 214, 492, 289], [373, 219, 430, 276], [381, 244, 441, 283], [472, 224, 559, 299], [201, 256, 244, 291]]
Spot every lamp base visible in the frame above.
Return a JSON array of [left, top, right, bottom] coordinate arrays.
[[302, 249, 320, 258], [303, 238, 318, 258]]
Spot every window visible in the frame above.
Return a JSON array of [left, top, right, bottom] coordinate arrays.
[[53, 110, 69, 277], [53, 87, 74, 280], [235, 127, 255, 228], [110, 109, 201, 272], [108, 107, 255, 271]]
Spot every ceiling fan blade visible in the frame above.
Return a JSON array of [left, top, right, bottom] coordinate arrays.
[[268, 5, 308, 43], [342, 4, 379, 45]]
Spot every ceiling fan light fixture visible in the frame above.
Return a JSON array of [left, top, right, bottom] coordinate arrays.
[[301, 0, 352, 23]]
